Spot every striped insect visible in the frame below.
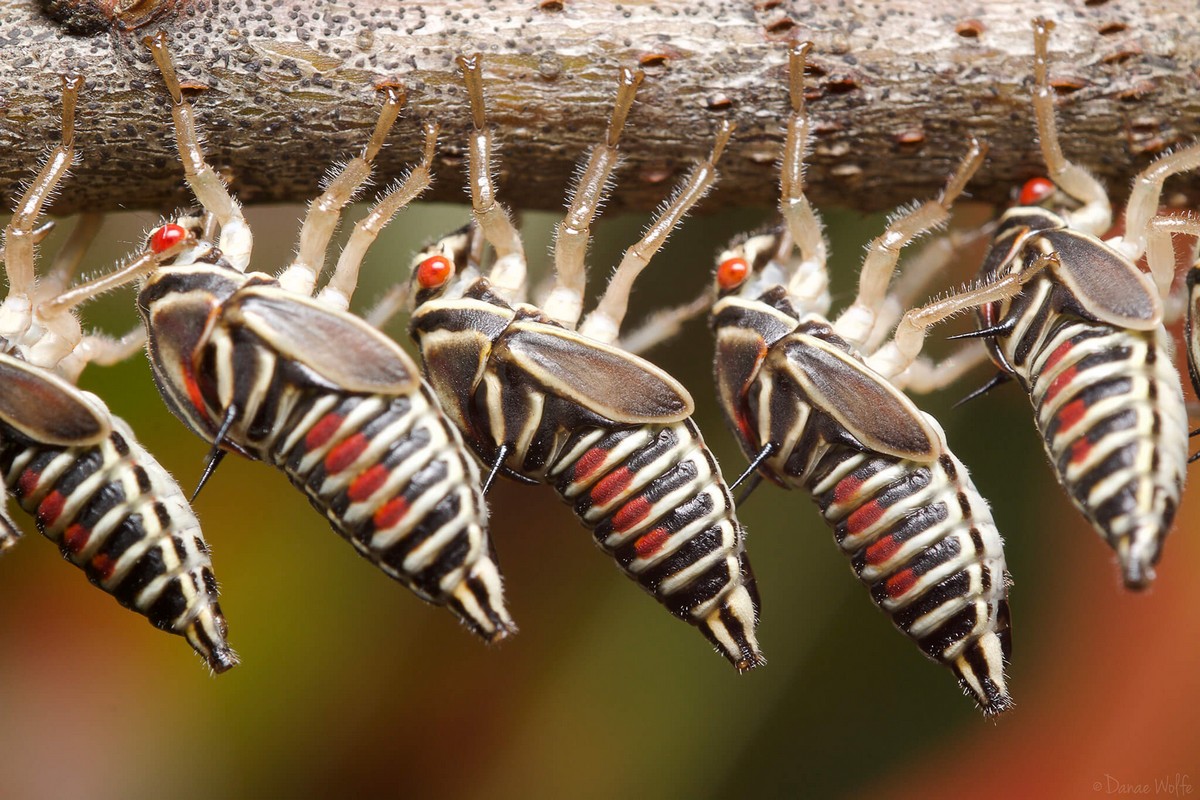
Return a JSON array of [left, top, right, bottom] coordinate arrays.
[[403, 55, 763, 671], [708, 43, 1015, 713], [0, 76, 236, 672], [133, 34, 516, 642], [963, 18, 1199, 589]]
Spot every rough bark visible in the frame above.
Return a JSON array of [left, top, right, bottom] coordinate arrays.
[[1, 0, 1199, 216]]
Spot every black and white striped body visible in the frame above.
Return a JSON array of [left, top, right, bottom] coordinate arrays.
[[711, 291, 1012, 712], [0, 369, 235, 672], [978, 209, 1188, 588], [410, 281, 764, 671], [137, 262, 514, 642]]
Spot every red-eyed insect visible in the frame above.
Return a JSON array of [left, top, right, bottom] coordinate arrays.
[[133, 34, 516, 642], [964, 18, 1198, 590], [708, 43, 1017, 713], [0, 77, 236, 672], [404, 55, 764, 671]]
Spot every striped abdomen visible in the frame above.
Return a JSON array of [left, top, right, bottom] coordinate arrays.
[[1002, 310, 1187, 588], [550, 419, 763, 671], [241, 372, 515, 643], [804, 443, 1012, 713], [0, 418, 235, 672]]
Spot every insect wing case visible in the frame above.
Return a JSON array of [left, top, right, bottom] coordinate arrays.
[[411, 302, 764, 672], [139, 275, 516, 642], [709, 313, 1012, 713], [977, 212, 1187, 590], [0, 353, 236, 672]]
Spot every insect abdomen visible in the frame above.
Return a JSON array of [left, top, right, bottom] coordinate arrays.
[[552, 420, 764, 671], [808, 446, 1012, 713], [268, 382, 516, 642], [0, 419, 236, 673], [1022, 319, 1187, 588]]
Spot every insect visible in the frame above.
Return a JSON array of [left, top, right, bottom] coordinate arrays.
[[135, 33, 516, 642], [965, 18, 1199, 590], [405, 55, 763, 671], [708, 43, 1015, 713], [0, 76, 236, 673]]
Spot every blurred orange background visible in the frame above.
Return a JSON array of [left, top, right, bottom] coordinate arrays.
[[0, 198, 1196, 799]]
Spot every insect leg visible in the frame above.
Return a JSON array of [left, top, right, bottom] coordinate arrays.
[[316, 123, 439, 311], [892, 339, 990, 394], [1113, 144, 1200, 269], [832, 137, 987, 349], [457, 54, 527, 301], [868, 253, 1059, 380], [277, 88, 407, 297], [0, 76, 81, 342], [1144, 213, 1200, 303], [28, 232, 195, 370], [543, 68, 644, 330], [55, 326, 149, 384], [1030, 18, 1112, 235], [617, 289, 714, 355], [865, 222, 996, 353], [578, 120, 734, 344], [146, 33, 253, 271], [779, 42, 830, 305], [37, 213, 103, 302]]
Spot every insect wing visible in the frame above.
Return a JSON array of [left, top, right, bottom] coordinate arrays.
[[493, 322, 694, 424], [1038, 229, 1161, 330], [0, 356, 110, 446], [776, 333, 938, 461], [229, 288, 420, 394]]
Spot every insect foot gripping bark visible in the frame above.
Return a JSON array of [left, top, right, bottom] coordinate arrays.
[[0, 76, 236, 673], [136, 33, 516, 642], [405, 54, 763, 671], [707, 43, 1012, 713], [966, 18, 1195, 591]]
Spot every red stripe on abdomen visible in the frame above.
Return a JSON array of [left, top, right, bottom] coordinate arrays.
[[325, 433, 368, 474], [846, 499, 884, 536], [612, 496, 652, 533], [305, 413, 344, 451], [634, 527, 671, 559], [591, 467, 633, 506], [573, 447, 608, 482], [348, 464, 389, 502]]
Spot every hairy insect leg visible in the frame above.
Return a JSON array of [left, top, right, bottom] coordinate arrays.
[[542, 67, 644, 329], [617, 289, 713, 355], [146, 33, 253, 271], [278, 87, 407, 297], [1030, 18, 1112, 235], [56, 326, 149, 384], [1142, 212, 1200, 304], [315, 123, 439, 310], [26, 231, 196, 370], [865, 223, 996, 353], [832, 137, 987, 349], [779, 42, 830, 305], [894, 340, 990, 394], [457, 54, 527, 301], [0, 76, 82, 341], [578, 120, 734, 344], [1114, 144, 1200, 269], [0, 221, 54, 270], [868, 253, 1059, 380], [37, 213, 103, 302]]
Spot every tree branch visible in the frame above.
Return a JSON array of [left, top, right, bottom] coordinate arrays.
[[2, 0, 1198, 216]]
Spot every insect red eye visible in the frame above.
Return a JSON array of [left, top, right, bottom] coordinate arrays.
[[716, 257, 750, 290], [416, 255, 453, 289], [1019, 177, 1056, 206], [150, 224, 188, 253]]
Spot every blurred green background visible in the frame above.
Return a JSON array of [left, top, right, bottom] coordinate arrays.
[[1, 192, 1197, 799]]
